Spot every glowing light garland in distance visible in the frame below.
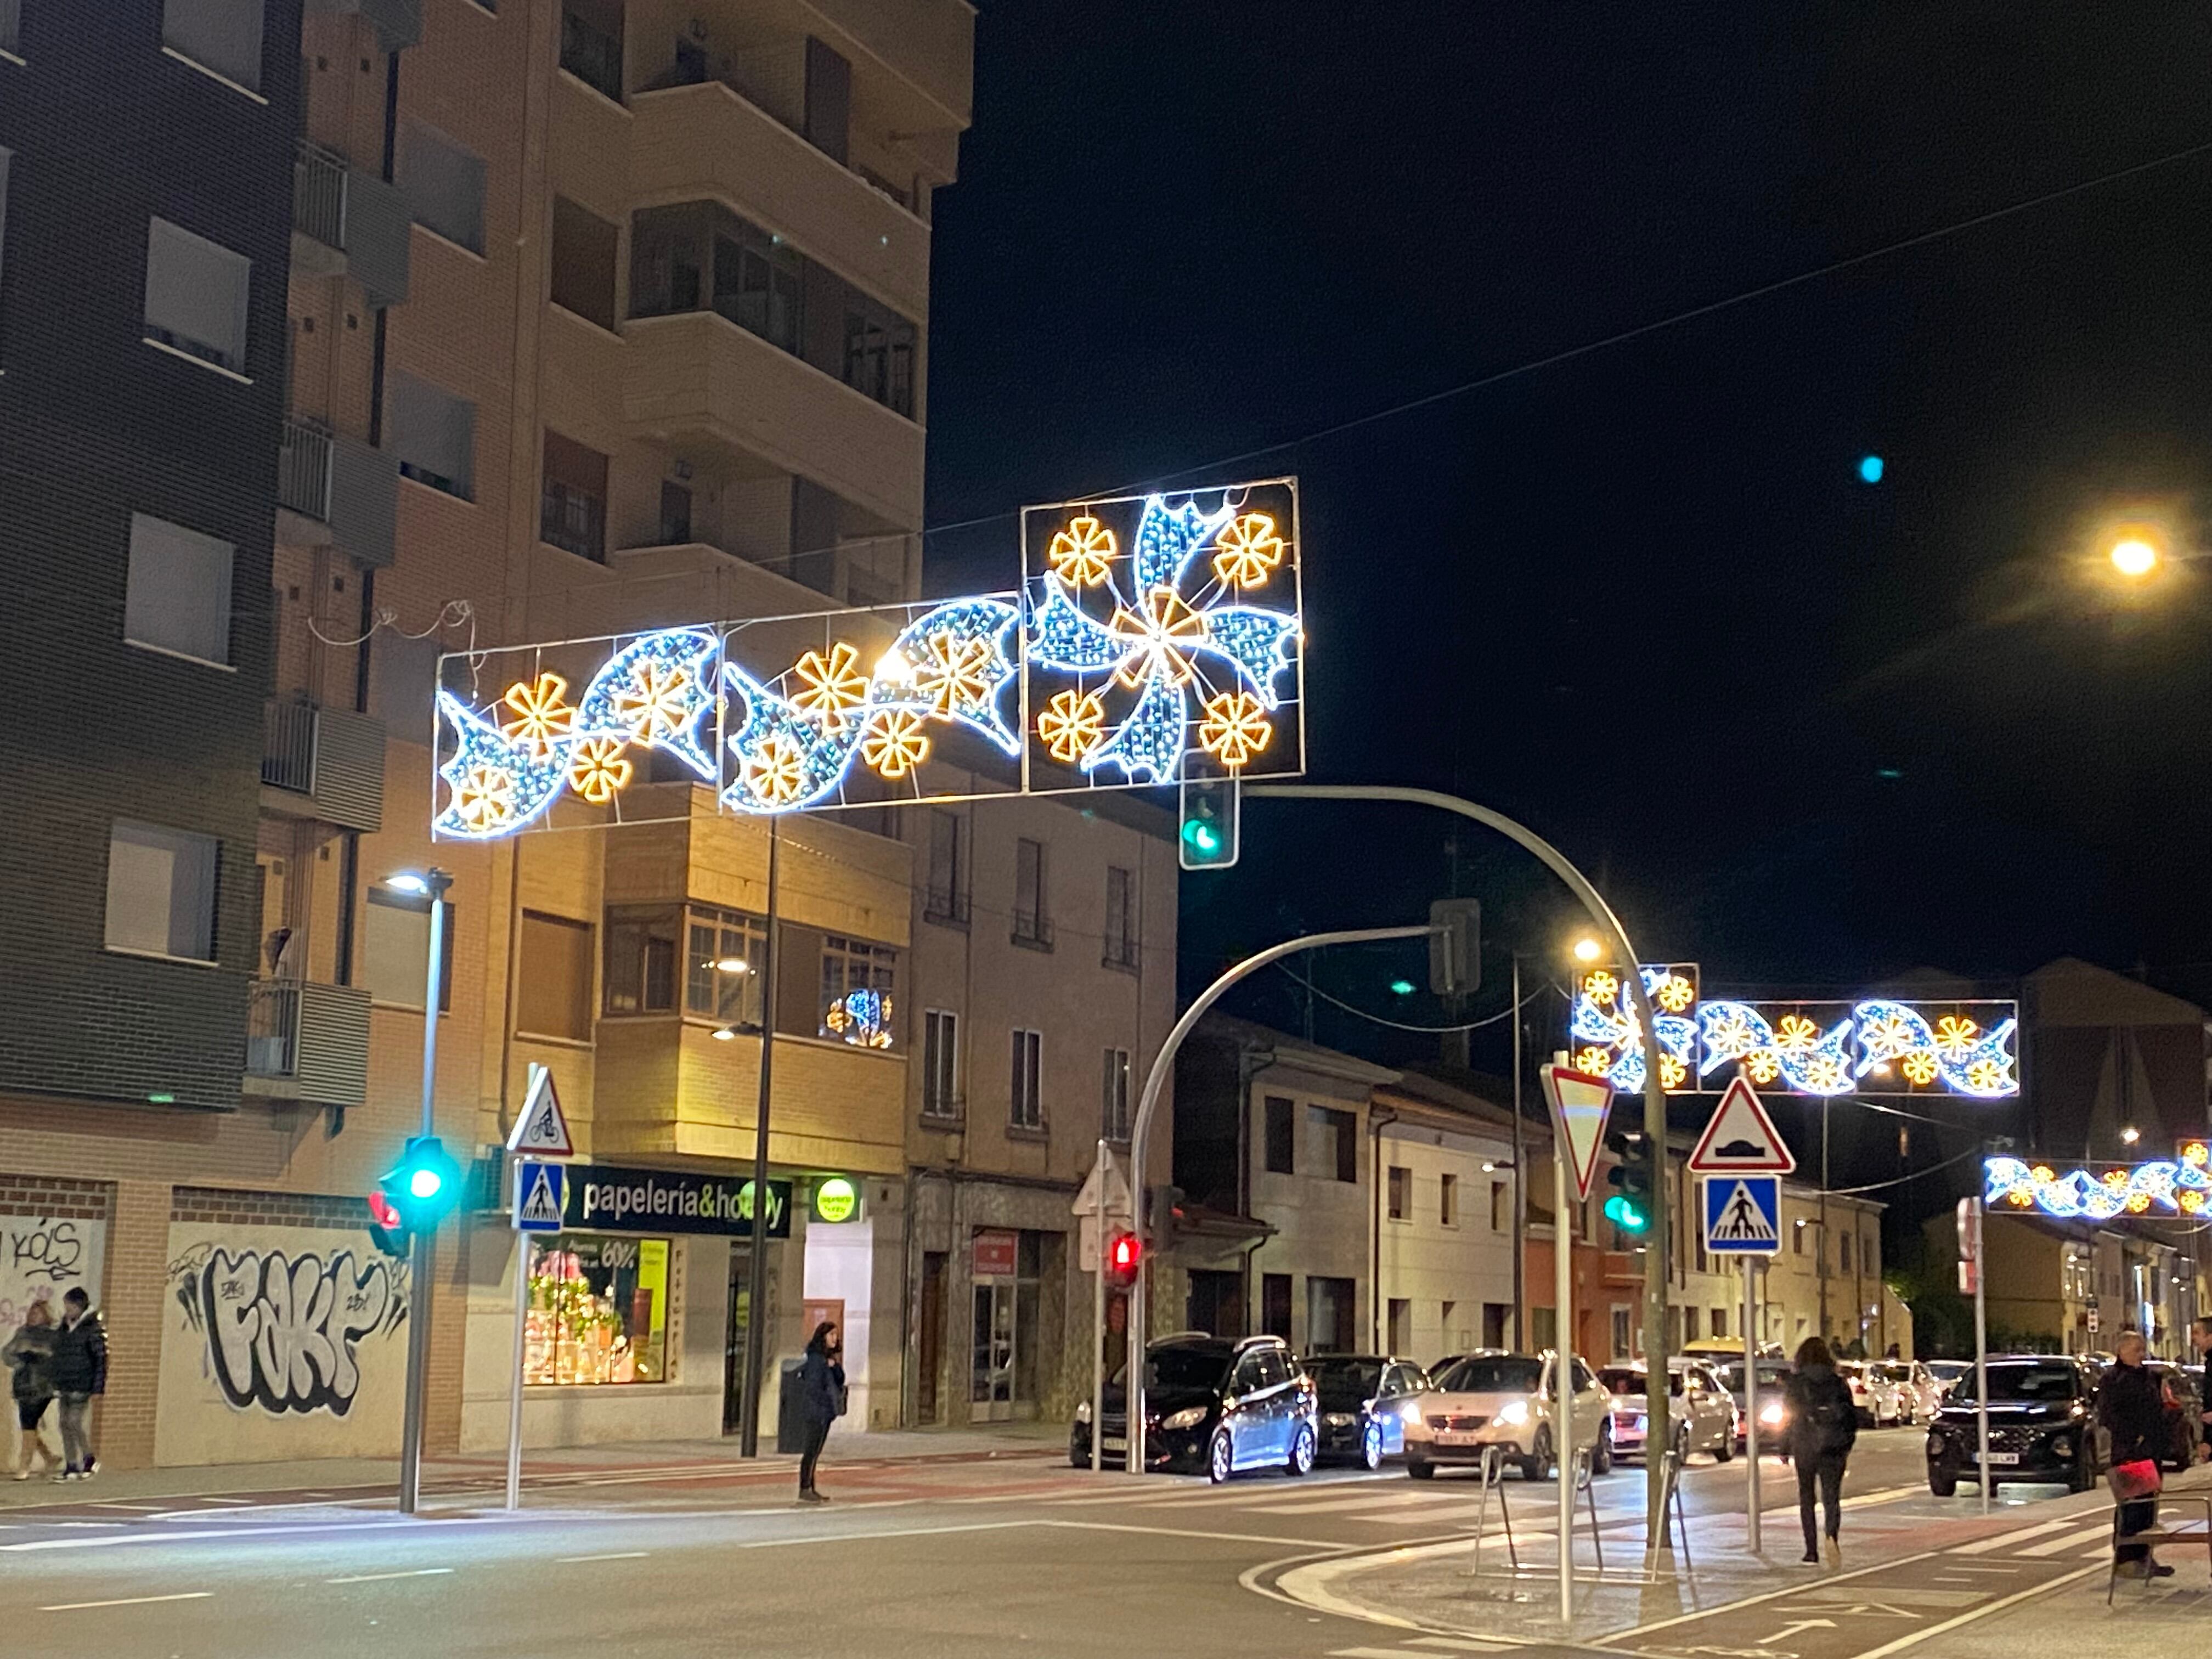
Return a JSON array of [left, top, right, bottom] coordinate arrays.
[[1986, 1155, 2212, 1220]]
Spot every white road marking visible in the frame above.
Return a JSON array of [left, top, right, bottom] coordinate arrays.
[[1848, 1562, 2106, 1659], [740, 1520, 1030, 1550], [1048, 1517, 1350, 1549], [1330, 1648, 1447, 1658], [555, 1551, 650, 1563], [326, 1568, 455, 1583], [2014, 1521, 2114, 1556], [1408, 1641, 1517, 1652], [1948, 1519, 2074, 1554], [1243, 1491, 1451, 1516], [195, 1497, 255, 1506], [39, 1592, 213, 1611]]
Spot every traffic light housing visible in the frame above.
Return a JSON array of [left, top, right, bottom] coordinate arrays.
[[1603, 1127, 1652, 1234], [379, 1135, 464, 1234], [365, 1189, 409, 1261], [1105, 1231, 1142, 1289], [1178, 778, 1239, 872], [1428, 898, 1481, 995]]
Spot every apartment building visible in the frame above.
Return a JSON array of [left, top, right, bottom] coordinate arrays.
[[1767, 1182, 1910, 1358], [0, 0, 979, 1469], [1366, 1076, 1517, 1362]]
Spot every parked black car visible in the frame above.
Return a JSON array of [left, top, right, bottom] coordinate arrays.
[[1925, 1353, 2102, 1496], [2142, 1360, 2207, 1471], [1071, 1334, 1318, 1482], [1308, 1355, 1431, 1468]]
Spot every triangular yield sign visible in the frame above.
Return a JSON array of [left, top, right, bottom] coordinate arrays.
[[517, 1164, 565, 1227], [506, 1062, 574, 1157], [1540, 1063, 1614, 1202], [1687, 1076, 1796, 1175]]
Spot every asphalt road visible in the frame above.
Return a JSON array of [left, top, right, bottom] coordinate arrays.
[[0, 1429, 2090, 1659]]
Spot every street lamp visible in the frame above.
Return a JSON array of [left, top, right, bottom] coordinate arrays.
[[2111, 537, 2160, 579], [1571, 934, 1602, 964], [383, 867, 450, 1515], [2121, 1125, 2142, 1146]]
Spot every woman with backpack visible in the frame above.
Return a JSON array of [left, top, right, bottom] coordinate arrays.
[[1784, 1336, 1858, 1565], [794, 1321, 847, 1504]]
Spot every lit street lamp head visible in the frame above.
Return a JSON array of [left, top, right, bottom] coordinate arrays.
[[2110, 537, 2159, 579], [384, 867, 453, 898], [1571, 935, 1602, 963]]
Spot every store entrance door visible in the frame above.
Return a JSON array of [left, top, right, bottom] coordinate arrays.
[[970, 1278, 1015, 1423], [723, 1247, 776, 1436]]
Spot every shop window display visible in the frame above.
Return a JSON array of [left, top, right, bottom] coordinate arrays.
[[526, 1233, 671, 1385]]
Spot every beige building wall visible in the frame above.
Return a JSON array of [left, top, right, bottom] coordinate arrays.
[[1374, 1114, 1516, 1363]]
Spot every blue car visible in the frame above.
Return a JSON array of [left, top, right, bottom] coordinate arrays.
[[1309, 1355, 1431, 1468]]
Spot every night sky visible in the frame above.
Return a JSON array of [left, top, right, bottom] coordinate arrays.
[[922, 4, 2212, 1072]]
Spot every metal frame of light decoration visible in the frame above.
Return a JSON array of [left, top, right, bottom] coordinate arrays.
[[1985, 1150, 2212, 1220], [1569, 966, 2019, 1100], [428, 483, 1306, 840]]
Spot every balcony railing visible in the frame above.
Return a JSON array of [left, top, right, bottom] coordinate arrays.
[[261, 701, 386, 831], [246, 979, 372, 1108], [923, 888, 970, 928], [294, 139, 347, 250], [263, 701, 317, 793], [560, 7, 622, 101], [540, 485, 607, 561], [289, 137, 410, 309], [279, 418, 334, 522], [1011, 912, 1054, 951], [1101, 936, 1141, 972]]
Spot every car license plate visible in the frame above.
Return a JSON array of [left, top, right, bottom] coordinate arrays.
[[1436, 1431, 1483, 1446], [1102, 1436, 1127, 1453], [1977, 1451, 2019, 1465]]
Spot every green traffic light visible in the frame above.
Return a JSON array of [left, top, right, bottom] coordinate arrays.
[[1603, 1194, 1649, 1233], [1389, 979, 1417, 996], [408, 1167, 445, 1200], [1183, 820, 1221, 855]]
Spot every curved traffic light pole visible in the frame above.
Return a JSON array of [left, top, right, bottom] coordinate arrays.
[[1124, 785, 1674, 1559]]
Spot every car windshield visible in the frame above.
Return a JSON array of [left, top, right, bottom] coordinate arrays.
[[1876, 1364, 1913, 1382], [1598, 1367, 1688, 1396], [1435, 1356, 1543, 1395], [1717, 1362, 1791, 1391], [1950, 1362, 2078, 1403], [1115, 1344, 1234, 1392], [1311, 1358, 1384, 1406], [1928, 1362, 1968, 1379]]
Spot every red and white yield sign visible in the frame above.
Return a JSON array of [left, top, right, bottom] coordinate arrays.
[[1540, 1062, 1616, 1202]]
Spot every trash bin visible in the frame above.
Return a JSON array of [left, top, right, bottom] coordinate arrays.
[[776, 1358, 808, 1453]]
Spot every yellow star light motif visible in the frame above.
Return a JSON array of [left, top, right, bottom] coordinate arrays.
[[1652, 972, 1695, 1013], [1036, 690, 1107, 764], [1798, 1052, 1850, 1093], [790, 642, 870, 732], [611, 661, 696, 742], [1658, 1054, 1688, 1090], [1745, 1049, 1782, 1084], [1933, 1015, 1980, 1059], [1107, 588, 1208, 688], [1964, 1058, 2006, 1095], [1583, 970, 1618, 1007], [566, 738, 633, 805], [1774, 1013, 1820, 1053], [860, 710, 931, 781], [1197, 691, 1272, 770], [1573, 1046, 1614, 1077], [744, 733, 809, 806], [1210, 512, 1285, 590], [1046, 515, 1118, 587], [1899, 1051, 1940, 1085], [455, 764, 516, 831], [500, 672, 574, 756], [2183, 1191, 2207, 1215], [913, 631, 995, 716]]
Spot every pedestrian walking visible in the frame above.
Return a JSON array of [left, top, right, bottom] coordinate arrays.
[[794, 1321, 846, 1503], [2100, 1330, 2170, 1579], [46, 1288, 105, 1482], [1, 1302, 61, 1481], [2190, 1317, 2212, 1453], [1782, 1336, 1857, 1566]]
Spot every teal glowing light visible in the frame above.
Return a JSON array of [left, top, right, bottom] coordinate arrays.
[[1857, 455, 1884, 484], [408, 1167, 445, 1200], [1389, 979, 1417, 996]]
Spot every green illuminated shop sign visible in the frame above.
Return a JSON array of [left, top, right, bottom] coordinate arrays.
[[812, 1176, 860, 1224]]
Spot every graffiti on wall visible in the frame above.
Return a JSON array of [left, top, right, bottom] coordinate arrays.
[[0, 1215, 106, 1331], [166, 1242, 407, 1418]]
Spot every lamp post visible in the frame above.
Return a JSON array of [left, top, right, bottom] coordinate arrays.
[[385, 867, 451, 1516]]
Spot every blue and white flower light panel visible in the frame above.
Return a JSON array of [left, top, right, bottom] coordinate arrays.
[[431, 482, 1304, 838]]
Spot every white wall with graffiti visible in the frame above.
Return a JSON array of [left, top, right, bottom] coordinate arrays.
[[1, 1211, 106, 1334], [156, 1212, 410, 1464]]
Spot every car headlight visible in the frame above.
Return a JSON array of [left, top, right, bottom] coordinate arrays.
[[2051, 1435, 2073, 1458], [1075, 1402, 1091, 1424], [1760, 1402, 1784, 1425], [1161, 1406, 1208, 1431], [1497, 1400, 1530, 1427], [1398, 1398, 1424, 1424], [1323, 1412, 1356, 1428], [1926, 1432, 1946, 1455]]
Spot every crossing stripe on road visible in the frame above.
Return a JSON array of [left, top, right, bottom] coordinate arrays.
[[1946, 1518, 2076, 1554], [2013, 1521, 2115, 1556]]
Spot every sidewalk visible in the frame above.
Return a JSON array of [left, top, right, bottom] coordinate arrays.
[[0, 1419, 1068, 1513]]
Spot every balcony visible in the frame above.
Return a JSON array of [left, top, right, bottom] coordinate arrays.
[[624, 311, 923, 532], [1011, 911, 1054, 952], [809, 0, 974, 127], [244, 979, 373, 1109], [629, 81, 928, 323], [278, 417, 398, 568], [262, 701, 387, 831], [291, 139, 411, 309], [304, 0, 422, 52]]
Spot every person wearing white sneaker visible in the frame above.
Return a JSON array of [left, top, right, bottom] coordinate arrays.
[[47, 1288, 106, 1482], [2, 1301, 61, 1481]]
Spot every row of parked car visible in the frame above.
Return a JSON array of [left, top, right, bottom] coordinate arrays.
[[1921, 1351, 2205, 1495]]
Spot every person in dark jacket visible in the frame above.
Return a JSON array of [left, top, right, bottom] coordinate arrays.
[[794, 1322, 845, 1503], [46, 1288, 106, 1482], [2191, 1318, 2212, 1446], [2098, 1330, 2170, 1578], [1782, 1336, 1858, 1566], [2, 1301, 60, 1481]]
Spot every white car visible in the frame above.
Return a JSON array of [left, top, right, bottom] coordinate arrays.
[[1874, 1360, 1944, 1425], [1403, 1351, 1612, 1481], [1926, 1359, 1971, 1398], [1838, 1361, 1907, 1426], [1597, 1360, 1736, 1464]]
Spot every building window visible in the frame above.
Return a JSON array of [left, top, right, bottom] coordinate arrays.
[[1611, 1306, 1631, 1360], [657, 480, 692, 545], [1009, 1029, 1043, 1130], [1387, 1297, 1412, 1353], [922, 1009, 958, 1118], [1386, 1165, 1410, 1221], [362, 886, 456, 1010], [104, 821, 217, 962], [1490, 1180, 1508, 1232], [540, 430, 608, 561], [125, 513, 234, 666], [1263, 1096, 1295, 1175], [388, 371, 476, 499], [144, 217, 249, 375], [550, 195, 618, 330], [1307, 1277, 1355, 1355], [560, 0, 624, 101], [1012, 838, 1051, 947], [1102, 865, 1137, 969], [602, 907, 678, 1014], [1684, 1307, 1700, 1342], [820, 934, 895, 1048], [402, 120, 486, 254], [684, 905, 765, 1029], [523, 1233, 669, 1385], [1793, 1221, 1805, 1256], [1310, 1105, 1357, 1183], [1839, 1231, 1853, 1273], [1101, 1047, 1131, 1142], [842, 290, 916, 417], [1711, 1308, 1728, 1340], [1440, 1172, 1459, 1228], [517, 911, 595, 1040], [924, 811, 967, 923], [1, 150, 13, 328], [1261, 1273, 1292, 1341], [163, 0, 264, 92]]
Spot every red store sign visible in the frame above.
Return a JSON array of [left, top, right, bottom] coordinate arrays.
[[973, 1229, 1019, 1278]]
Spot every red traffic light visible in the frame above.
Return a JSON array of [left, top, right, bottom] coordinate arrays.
[[1106, 1232, 1142, 1284], [368, 1190, 403, 1232]]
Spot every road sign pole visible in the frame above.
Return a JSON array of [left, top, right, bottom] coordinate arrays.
[[1554, 1131, 1573, 1622], [1092, 1138, 1109, 1475], [1744, 1254, 1760, 1553], [1968, 1197, 1990, 1515], [506, 1227, 528, 1511]]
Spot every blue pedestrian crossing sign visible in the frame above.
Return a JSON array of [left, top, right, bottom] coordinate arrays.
[[512, 1159, 567, 1233], [1702, 1174, 1781, 1255]]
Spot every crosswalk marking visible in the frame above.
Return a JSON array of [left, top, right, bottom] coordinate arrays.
[[2015, 1521, 2115, 1556], [1244, 1491, 1446, 1516], [1947, 1518, 2075, 1554], [1327, 1644, 1513, 1658], [1409, 1641, 1517, 1653]]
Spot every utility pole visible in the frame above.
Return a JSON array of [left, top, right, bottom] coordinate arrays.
[[1511, 952, 1526, 1351], [738, 819, 781, 1457], [1818, 1098, 1830, 1346]]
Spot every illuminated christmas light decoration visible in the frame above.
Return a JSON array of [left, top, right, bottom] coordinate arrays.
[[790, 642, 870, 732], [1211, 513, 1284, 589], [566, 738, 633, 805], [1574, 1045, 1614, 1076], [1036, 689, 1107, 766], [456, 763, 517, 832], [1108, 588, 1208, 689], [1986, 1155, 2212, 1221], [1197, 691, 1273, 769], [1583, 970, 1618, 1007], [1934, 1014, 1980, 1059], [823, 988, 895, 1049], [577, 630, 721, 781], [1046, 515, 1117, 587], [913, 630, 999, 715], [860, 710, 930, 781], [2182, 1140, 2211, 1169], [1775, 1014, 1821, 1053], [433, 690, 579, 839], [500, 672, 574, 755], [1850, 999, 2018, 1098], [744, 732, 811, 806], [1651, 971, 1696, 1013]]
